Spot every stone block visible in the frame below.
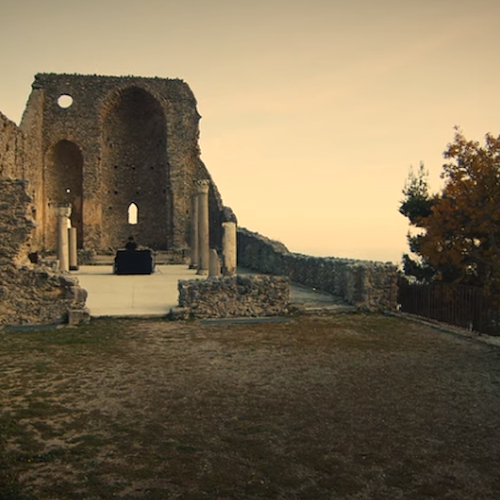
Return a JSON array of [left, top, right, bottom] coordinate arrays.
[[67, 308, 91, 325]]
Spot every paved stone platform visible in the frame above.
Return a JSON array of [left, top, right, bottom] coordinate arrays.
[[72, 265, 351, 318], [72, 265, 197, 317]]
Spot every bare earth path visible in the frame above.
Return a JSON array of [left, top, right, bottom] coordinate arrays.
[[1, 313, 500, 499]]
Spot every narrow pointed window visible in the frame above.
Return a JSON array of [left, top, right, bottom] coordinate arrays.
[[128, 203, 138, 224]]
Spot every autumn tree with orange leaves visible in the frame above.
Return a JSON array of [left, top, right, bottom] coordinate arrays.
[[400, 129, 500, 293]]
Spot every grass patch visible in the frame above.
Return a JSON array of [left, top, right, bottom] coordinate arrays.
[[1, 313, 500, 499]]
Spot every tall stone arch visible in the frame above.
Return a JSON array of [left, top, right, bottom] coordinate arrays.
[[101, 86, 170, 249], [45, 140, 84, 248]]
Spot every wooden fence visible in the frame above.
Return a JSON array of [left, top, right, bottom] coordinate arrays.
[[397, 281, 500, 335]]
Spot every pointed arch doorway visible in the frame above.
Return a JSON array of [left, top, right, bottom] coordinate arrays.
[[101, 86, 170, 249], [46, 140, 84, 248]]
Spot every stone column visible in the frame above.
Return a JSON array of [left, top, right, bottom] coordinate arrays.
[[196, 180, 210, 275], [189, 194, 199, 269], [56, 204, 72, 272], [209, 249, 221, 277], [222, 221, 237, 276], [68, 227, 79, 271]]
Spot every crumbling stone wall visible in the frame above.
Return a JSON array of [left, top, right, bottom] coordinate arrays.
[[237, 228, 398, 311], [16, 73, 229, 253], [178, 275, 290, 318], [0, 179, 88, 325], [0, 112, 23, 179]]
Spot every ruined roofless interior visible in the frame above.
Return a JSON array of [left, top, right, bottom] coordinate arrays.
[[1, 73, 234, 254]]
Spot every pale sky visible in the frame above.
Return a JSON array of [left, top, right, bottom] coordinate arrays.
[[1, 0, 499, 263]]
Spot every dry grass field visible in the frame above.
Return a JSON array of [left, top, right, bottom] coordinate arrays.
[[1, 313, 500, 499]]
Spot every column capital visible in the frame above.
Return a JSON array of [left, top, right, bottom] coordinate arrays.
[[196, 179, 210, 194], [54, 203, 72, 218]]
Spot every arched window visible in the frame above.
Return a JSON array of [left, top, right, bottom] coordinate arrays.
[[128, 203, 138, 224]]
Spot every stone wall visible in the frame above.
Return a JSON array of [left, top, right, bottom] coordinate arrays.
[[178, 275, 290, 318], [0, 112, 23, 179], [16, 73, 229, 253], [0, 179, 88, 325], [237, 228, 398, 311]]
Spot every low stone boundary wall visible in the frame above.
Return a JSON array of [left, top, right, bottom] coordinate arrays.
[[237, 228, 398, 311], [178, 275, 290, 318]]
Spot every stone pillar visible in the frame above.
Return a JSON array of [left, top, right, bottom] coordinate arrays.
[[189, 194, 199, 269], [222, 221, 237, 276], [56, 204, 72, 272], [209, 249, 221, 277], [68, 227, 79, 271], [196, 180, 210, 275]]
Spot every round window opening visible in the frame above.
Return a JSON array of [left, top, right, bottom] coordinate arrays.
[[57, 94, 74, 109]]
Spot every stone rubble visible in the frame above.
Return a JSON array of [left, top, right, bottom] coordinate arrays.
[[178, 275, 290, 318], [0, 179, 89, 326]]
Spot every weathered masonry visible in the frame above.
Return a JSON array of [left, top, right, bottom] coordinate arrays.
[[4, 73, 231, 253]]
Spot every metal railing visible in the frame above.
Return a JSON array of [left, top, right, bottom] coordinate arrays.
[[398, 281, 500, 335]]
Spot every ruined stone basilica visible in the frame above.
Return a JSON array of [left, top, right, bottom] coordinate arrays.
[[0, 73, 398, 326], [0, 73, 230, 254]]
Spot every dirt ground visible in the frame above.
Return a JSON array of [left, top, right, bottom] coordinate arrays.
[[1, 312, 500, 500]]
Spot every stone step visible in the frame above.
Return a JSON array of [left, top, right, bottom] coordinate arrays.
[[43, 251, 189, 266]]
